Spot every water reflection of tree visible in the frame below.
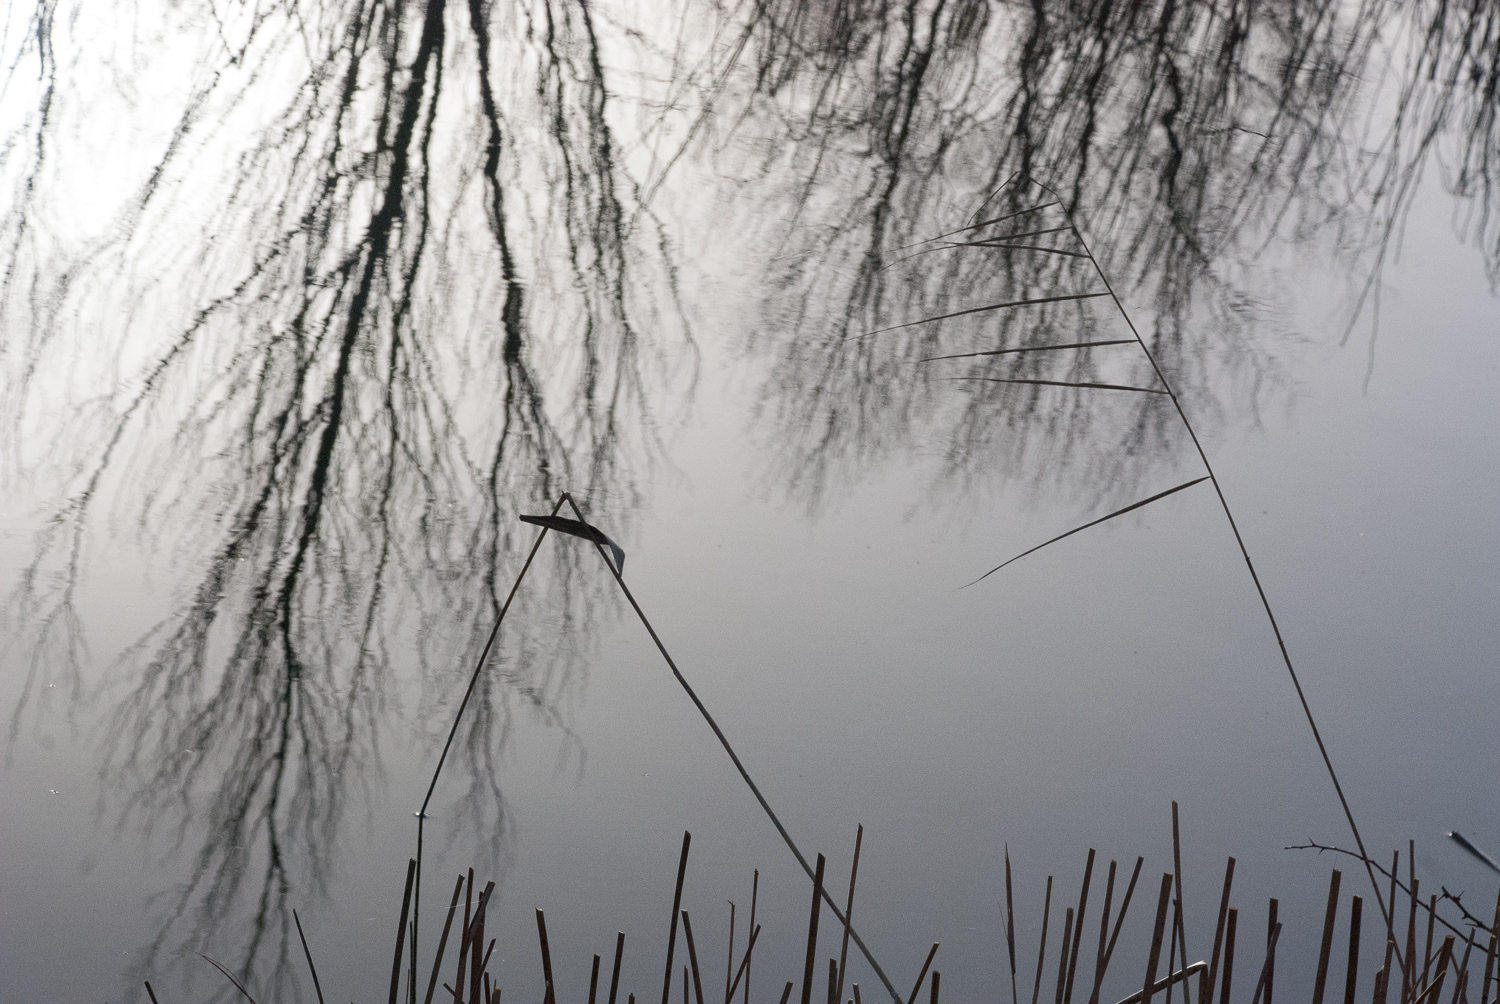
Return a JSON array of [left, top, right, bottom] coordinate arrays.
[[666, 0, 1500, 507], [2, 0, 690, 994], [1, 0, 1497, 996]]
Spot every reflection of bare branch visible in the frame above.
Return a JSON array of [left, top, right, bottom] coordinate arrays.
[[4, 0, 690, 995], [681, 0, 1500, 510]]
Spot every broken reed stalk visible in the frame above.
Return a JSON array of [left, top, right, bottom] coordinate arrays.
[[1248, 924, 1282, 1004], [1117, 964, 1208, 1004], [1203, 858, 1236, 1004], [726, 925, 762, 1004], [1056, 909, 1075, 1004], [727, 903, 737, 1004], [390, 859, 416, 1004], [1422, 897, 1438, 992], [1344, 897, 1363, 1004], [1143, 874, 1176, 1004], [1406, 880, 1421, 1004], [1093, 861, 1118, 1004], [684, 912, 708, 1004], [1089, 857, 1146, 1004], [422, 876, 466, 1004], [613, 932, 627, 1004], [539, 909, 557, 997], [413, 494, 567, 984], [1313, 870, 1344, 1004], [1035, 876, 1056, 1004], [326, 837, 1492, 1004], [1065, 851, 1096, 1004], [748, 871, 760, 1004], [1482, 889, 1500, 1004], [837, 826, 865, 1004], [1265, 900, 1277, 1004], [1221, 910, 1238, 1004], [1171, 805, 1191, 1004], [665, 833, 693, 1004], [803, 855, 828, 1004], [556, 492, 905, 1004]]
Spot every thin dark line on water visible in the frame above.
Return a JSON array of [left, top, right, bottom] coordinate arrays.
[[893, 201, 1061, 251], [413, 494, 565, 984], [961, 478, 1210, 588], [965, 171, 1022, 228], [848, 293, 1109, 340], [921, 340, 1134, 362], [948, 241, 1088, 258], [877, 226, 1073, 272], [727, 925, 761, 1004], [558, 493, 906, 1004], [952, 377, 1169, 394]]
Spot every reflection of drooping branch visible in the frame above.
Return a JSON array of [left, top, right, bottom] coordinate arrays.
[[3, 0, 691, 993], [666, 0, 1499, 507]]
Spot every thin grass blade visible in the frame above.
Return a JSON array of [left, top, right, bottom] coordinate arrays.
[[196, 953, 261, 1004], [894, 203, 1061, 250], [921, 340, 1133, 363], [294, 909, 327, 1004], [520, 514, 625, 574], [954, 377, 1168, 395], [964, 478, 1211, 588], [849, 292, 1108, 340], [949, 241, 1088, 258]]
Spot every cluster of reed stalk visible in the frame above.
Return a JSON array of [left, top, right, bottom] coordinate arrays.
[[149, 806, 1498, 1004]]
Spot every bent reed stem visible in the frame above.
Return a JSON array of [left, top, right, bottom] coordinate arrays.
[[1020, 178, 1400, 992]]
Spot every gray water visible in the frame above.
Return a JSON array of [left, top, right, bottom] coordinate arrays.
[[2, 3, 1498, 1002]]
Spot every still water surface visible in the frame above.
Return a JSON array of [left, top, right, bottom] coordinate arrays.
[[1, 2, 1498, 1002]]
